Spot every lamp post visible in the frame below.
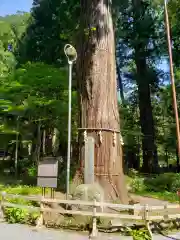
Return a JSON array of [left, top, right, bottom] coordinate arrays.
[[64, 44, 77, 199], [164, 0, 180, 161]]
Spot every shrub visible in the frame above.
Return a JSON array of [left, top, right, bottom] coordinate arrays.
[[144, 173, 180, 192], [18, 158, 32, 174], [130, 177, 146, 193], [128, 168, 139, 178], [27, 165, 37, 177], [4, 207, 39, 224], [171, 174, 180, 192], [127, 228, 151, 240], [0, 184, 43, 223], [27, 212, 40, 225], [130, 172, 180, 193], [4, 196, 40, 224], [128, 172, 180, 202], [144, 173, 177, 192], [0, 183, 44, 225], [5, 207, 28, 223]]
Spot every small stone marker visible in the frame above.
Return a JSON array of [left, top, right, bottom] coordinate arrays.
[[84, 136, 95, 184]]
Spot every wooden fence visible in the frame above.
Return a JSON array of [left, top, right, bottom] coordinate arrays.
[[1, 192, 180, 238]]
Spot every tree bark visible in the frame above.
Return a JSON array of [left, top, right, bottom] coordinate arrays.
[[52, 128, 59, 156], [116, 43, 125, 105], [116, 63, 125, 105], [32, 122, 41, 163], [42, 129, 46, 156], [77, 0, 128, 203], [135, 56, 158, 173]]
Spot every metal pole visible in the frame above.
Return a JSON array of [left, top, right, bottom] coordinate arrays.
[[164, 0, 180, 160], [64, 44, 77, 200], [66, 61, 73, 200]]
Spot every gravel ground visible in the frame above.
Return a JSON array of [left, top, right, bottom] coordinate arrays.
[[1, 223, 180, 240], [0, 223, 130, 240]]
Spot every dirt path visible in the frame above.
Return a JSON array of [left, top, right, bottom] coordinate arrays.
[[130, 194, 172, 206], [53, 191, 172, 206]]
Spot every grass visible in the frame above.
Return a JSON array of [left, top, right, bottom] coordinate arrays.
[[0, 184, 43, 195], [135, 190, 179, 203], [0, 175, 47, 198]]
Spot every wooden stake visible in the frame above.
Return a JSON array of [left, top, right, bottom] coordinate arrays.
[[90, 199, 98, 239], [36, 196, 44, 228], [0, 192, 5, 221], [144, 204, 153, 239]]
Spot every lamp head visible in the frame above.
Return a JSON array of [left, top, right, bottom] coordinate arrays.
[[64, 44, 77, 63]]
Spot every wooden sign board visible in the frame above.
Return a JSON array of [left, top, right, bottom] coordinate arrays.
[[37, 157, 58, 188]]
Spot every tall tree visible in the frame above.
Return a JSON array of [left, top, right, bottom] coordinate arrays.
[[168, 0, 180, 67], [17, 0, 79, 65], [117, 0, 162, 173], [77, 0, 128, 202], [133, 0, 158, 172]]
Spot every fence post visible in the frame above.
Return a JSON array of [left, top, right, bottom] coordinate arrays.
[[164, 204, 168, 220], [36, 196, 44, 228], [144, 204, 153, 239], [90, 199, 98, 239], [133, 203, 140, 216], [0, 191, 6, 221]]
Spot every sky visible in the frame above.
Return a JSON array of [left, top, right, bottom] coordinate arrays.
[[0, 0, 33, 16]]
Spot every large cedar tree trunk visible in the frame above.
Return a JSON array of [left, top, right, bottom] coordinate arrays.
[[133, 0, 158, 173], [77, 0, 128, 203]]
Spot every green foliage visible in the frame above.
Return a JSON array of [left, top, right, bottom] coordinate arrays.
[[127, 228, 151, 240], [168, 0, 180, 67], [144, 173, 178, 192], [0, 184, 42, 196], [17, 0, 80, 65], [0, 12, 29, 77], [129, 172, 180, 202], [5, 206, 39, 225], [171, 176, 180, 192], [0, 61, 78, 162], [128, 168, 139, 178], [130, 177, 146, 193], [0, 42, 16, 77], [0, 12, 30, 42], [4, 198, 39, 224], [1, 185, 40, 224], [27, 165, 37, 177], [130, 173, 180, 193], [5, 207, 28, 223]]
